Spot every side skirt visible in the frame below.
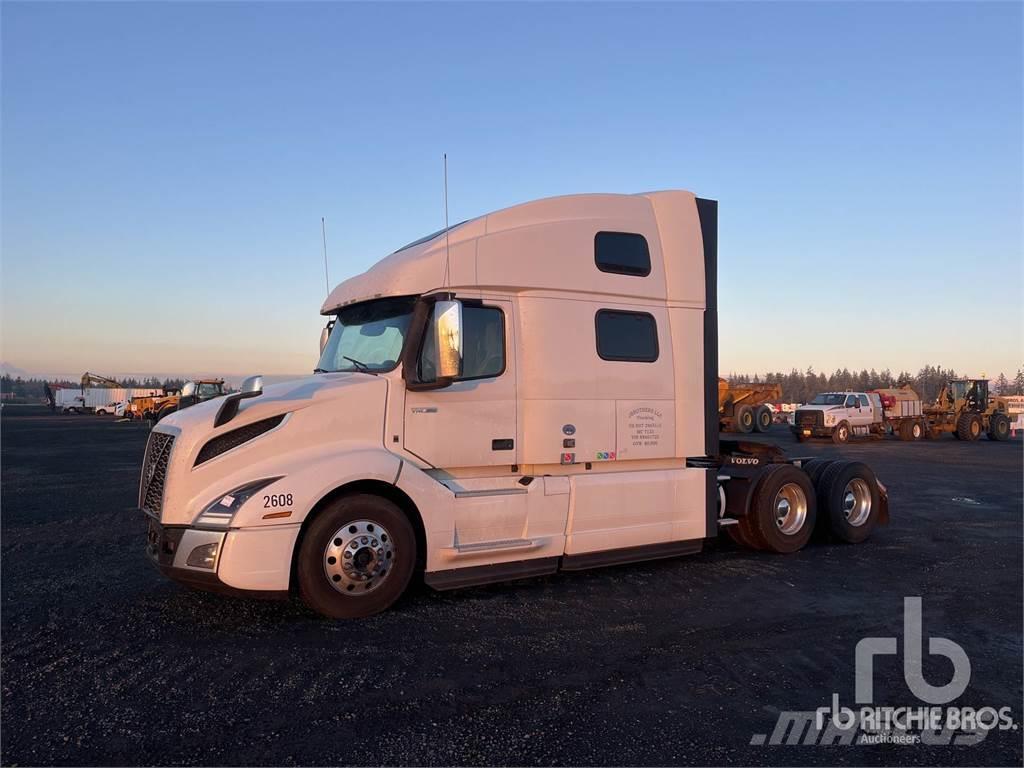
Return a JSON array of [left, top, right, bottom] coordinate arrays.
[[423, 539, 706, 590], [424, 556, 559, 591], [560, 539, 703, 571]]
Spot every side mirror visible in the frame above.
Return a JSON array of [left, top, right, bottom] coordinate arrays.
[[213, 374, 264, 428], [433, 299, 463, 380], [240, 375, 263, 396], [181, 382, 197, 398]]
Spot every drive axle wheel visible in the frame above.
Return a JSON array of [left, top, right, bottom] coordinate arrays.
[[737, 405, 755, 434], [956, 413, 981, 441], [818, 461, 880, 543], [754, 406, 773, 433], [298, 494, 415, 619], [801, 459, 837, 488], [735, 464, 816, 554]]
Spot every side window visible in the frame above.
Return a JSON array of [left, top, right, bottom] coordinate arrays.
[[858, 394, 869, 407], [419, 305, 505, 382], [595, 309, 658, 362], [595, 232, 651, 277], [846, 395, 858, 408]]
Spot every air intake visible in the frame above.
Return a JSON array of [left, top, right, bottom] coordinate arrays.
[[194, 415, 286, 467]]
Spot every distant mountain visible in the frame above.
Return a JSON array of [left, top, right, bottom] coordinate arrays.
[[0, 362, 32, 378]]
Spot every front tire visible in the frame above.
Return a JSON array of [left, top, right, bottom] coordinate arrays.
[[297, 494, 416, 619], [832, 422, 850, 444], [988, 413, 1010, 441]]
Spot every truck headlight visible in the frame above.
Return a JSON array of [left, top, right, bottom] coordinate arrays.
[[195, 477, 282, 528], [824, 414, 836, 426]]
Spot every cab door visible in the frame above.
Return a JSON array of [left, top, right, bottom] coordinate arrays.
[[404, 299, 516, 469], [847, 394, 869, 427]]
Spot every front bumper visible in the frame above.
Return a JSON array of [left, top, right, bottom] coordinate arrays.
[[145, 514, 293, 600], [791, 425, 835, 439]]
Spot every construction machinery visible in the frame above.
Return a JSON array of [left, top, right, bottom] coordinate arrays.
[[718, 378, 782, 433], [128, 379, 226, 421], [923, 378, 1012, 441], [81, 372, 121, 388]]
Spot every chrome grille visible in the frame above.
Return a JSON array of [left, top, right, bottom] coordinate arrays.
[[140, 431, 175, 515]]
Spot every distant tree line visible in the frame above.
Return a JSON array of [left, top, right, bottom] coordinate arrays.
[[726, 367, 1024, 404], [0, 375, 187, 400]]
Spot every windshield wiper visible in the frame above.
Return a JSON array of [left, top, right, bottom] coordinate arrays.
[[342, 356, 377, 375], [313, 367, 330, 374]]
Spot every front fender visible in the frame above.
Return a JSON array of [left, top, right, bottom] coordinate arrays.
[[227, 445, 402, 528]]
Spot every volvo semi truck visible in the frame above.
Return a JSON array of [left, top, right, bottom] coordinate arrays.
[[140, 191, 889, 618]]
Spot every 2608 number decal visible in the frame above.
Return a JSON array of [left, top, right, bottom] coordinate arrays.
[[263, 493, 293, 508]]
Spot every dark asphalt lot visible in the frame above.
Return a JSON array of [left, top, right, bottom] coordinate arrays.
[[1, 407, 1021, 766]]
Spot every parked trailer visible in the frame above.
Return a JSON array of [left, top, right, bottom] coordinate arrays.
[[56, 387, 161, 415], [718, 379, 782, 433], [873, 386, 928, 441], [140, 191, 889, 619]]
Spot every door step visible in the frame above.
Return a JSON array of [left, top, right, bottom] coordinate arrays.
[[441, 537, 548, 558]]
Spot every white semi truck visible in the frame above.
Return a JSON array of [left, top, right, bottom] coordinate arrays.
[[140, 192, 889, 618]]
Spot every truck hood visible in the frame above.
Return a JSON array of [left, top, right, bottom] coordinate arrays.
[[150, 372, 391, 526], [160, 372, 382, 435], [796, 404, 845, 413]]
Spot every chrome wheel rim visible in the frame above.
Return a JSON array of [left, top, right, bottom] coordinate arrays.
[[912, 423, 921, 439], [838, 426, 848, 441], [774, 483, 808, 535], [323, 520, 395, 595], [843, 479, 872, 527]]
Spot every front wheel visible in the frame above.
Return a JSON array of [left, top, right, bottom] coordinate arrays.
[[832, 422, 850, 444], [297, 494, 416, 619], [988, 413, 1010, 441], [754, 405, 772, 433]]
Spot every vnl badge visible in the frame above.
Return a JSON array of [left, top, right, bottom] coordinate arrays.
[[560, 452, 576, 465]]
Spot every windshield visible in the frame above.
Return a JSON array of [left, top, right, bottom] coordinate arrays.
[[316, 296, 417, 373], [809, 393, 847, 405]]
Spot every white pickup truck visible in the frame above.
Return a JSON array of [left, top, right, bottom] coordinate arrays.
[[792, 392, 885, 443]]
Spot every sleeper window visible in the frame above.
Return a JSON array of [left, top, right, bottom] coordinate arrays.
[[595, 232, 651, 277], [595, 310, 659, 362], [419, 305, 505, 382]]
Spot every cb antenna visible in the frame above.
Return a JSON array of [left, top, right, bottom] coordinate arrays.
[[321, 216, 330, 295], [443, 153, 451, 288]]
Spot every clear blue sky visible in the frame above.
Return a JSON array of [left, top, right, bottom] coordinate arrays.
[[2, 2, 1021, 380]]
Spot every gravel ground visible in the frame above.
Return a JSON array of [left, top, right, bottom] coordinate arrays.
[[2, 407, 1021, 766]]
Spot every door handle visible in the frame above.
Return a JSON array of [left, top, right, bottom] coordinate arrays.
[[411, 407, 438, 414]]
